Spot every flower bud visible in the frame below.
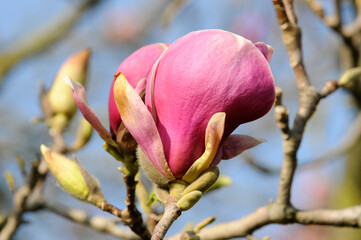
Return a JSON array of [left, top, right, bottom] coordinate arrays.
[[47, 49, 91, 118], [71, 118, 93, 151], [176, 190, 202, 211], [339, 67, 361, 88], [40, 145, 103, 205], [114, 30, 275, 187], [182, 166, 219, 195], [4, 171, 15, 193]]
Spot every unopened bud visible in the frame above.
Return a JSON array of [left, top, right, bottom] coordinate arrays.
[[71, 118, 93, 151], [182, 166, 219, 195], [16, 155, 26, 175], [207, 175, 232, 192], [40, 144, 103, 205], [47, 49, 91, 118], [193, 216, 215, 233], [4, 171, 15, 193], [177, 190, 202, 211], [339, 67, 361, 88], [47, 113, 69, 132]]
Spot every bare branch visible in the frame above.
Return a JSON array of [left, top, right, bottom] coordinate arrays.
[[44, 202, 140, 240], [170, 205, 361, 239], [152, 198, 182, 240]]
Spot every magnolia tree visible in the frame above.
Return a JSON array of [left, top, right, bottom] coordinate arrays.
[[1, 1, 361, 240]]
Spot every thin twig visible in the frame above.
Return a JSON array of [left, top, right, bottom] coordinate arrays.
[[0, 160, 46, 240], [44, 202, 140, 240], [273, 0, 318, 206]]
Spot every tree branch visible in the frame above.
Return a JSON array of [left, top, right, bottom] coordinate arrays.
[[43, 202, 140, 240], [152, 198, 182, 240]]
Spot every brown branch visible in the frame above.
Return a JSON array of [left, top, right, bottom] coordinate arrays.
[[174, 204, 361, 240], [120, 164, 152, 240], [283, 0, 297, 23], [273, 0, 315, 206], [0, 160, 46, 240], [152, 198, 182, 240], [0, 0, 101, 82], [305, 0, 360, 65], [43, 202, 140, 240]]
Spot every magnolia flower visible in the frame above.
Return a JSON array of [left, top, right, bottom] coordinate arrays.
[[114, 29, 275, 185], [66, 43, 169, 147]]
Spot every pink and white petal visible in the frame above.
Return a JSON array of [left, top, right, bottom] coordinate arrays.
[[113, 73, 175, 181], [221, 134, 265, 160], [254, 42, 273, 63], [182, 112, 226, 183], [146, 56, 161, 123], [65, 77, 115, 145], [134, 77, 147, 94]]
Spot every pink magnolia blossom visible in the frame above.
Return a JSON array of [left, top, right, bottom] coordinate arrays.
[[114, 29, 275, 184], [66, 43, 169, 146]]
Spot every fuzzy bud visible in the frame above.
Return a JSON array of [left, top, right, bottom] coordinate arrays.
[[177, 190, 202, 211], [40, 145, 103, 205]]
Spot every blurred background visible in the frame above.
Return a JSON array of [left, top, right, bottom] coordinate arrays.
[[0, 0, 359, 239]]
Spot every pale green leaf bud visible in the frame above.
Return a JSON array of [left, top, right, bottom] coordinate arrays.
[[339, 67, 361, 88], [177, 190, 202, 211], [41, 144, 89, 200], [40, 144, 103, 205], [182, 166, 219, 195], [207, 175, 232, 192], [71, 118, 93, 151], [4, 171, 15, 193], [47, 49, 91, 119], [194, 217, 215, 233]]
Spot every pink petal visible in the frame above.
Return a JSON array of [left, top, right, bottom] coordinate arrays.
[[108, 43, 169, 134], [113, 73, 175, 181], [65, 77, 115, 145], [134, 77, 147, 94], [254, 42, 273, 63], [221, 134, 264, 160], [182, 112, 226, 182]]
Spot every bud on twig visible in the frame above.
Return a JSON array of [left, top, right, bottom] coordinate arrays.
[[40, 145, 104, 206], [207, 175, 232, 192], [71, 118, 93, 151], [16, 155, 26, 176], [193, 217, 216, 233], [177, 190, 202, 211], [42, 49, 91, 132], [4, 171, 15, 193], [339, 67, 361, 88], [182, 166, 219, 195]]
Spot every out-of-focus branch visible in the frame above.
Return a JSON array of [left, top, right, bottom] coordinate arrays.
[[273, 0, 320, 207], [0, 0, 101, 83], [167, 204, 361, 239], [0, 160, 46, 240], [43, 202, 141, 240], [305, 0, 360, 65], [119, 158, 152, 240], [162, 0, 192, 27]]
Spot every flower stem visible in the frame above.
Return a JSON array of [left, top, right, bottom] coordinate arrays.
[[151, 197, 181, 240]]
